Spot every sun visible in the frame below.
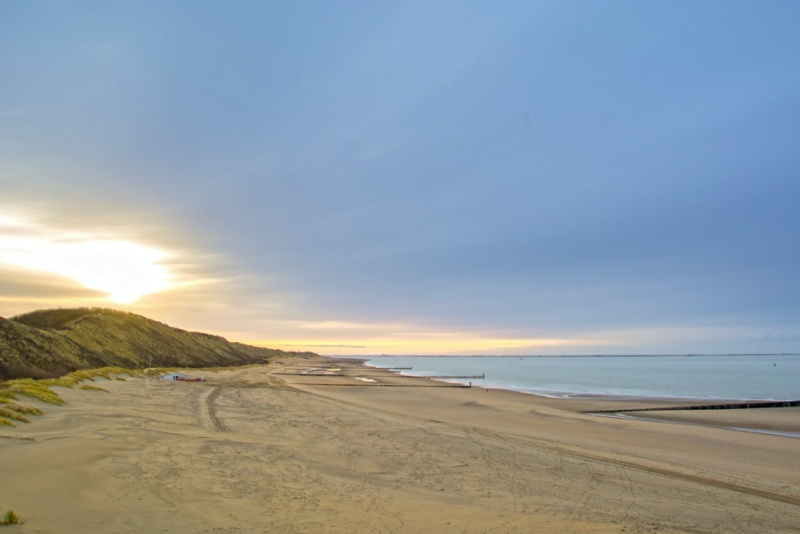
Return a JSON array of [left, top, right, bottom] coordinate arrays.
[[0, 221, 174, 303], [44, 239, 173, 303]]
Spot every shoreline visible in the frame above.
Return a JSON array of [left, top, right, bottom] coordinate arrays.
[[298, 357, 800, 436], [356, 355, 800, 404], [1, 356, 799, 532]]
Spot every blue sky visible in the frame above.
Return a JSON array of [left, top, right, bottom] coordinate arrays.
[[1, 1, 799, 355]]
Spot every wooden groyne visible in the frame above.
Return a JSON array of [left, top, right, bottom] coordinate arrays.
[[392, 374, 485, 379], [583, 399, 800, 415], [272, 373, 484, 379], [287, 365, 361, 370], [333, 367, 412, 372], [273, 372, 348, 376], [332, 368, 407, 372], [271, 372, 410, 377]]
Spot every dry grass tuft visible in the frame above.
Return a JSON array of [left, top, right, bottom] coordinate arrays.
[[79, 385, 109, 393], [0, 398, 44, 416], [70, 370, 96, 382], [39, 377, 77, 388], [0, 509, 21, 525], [3, 380, 64, 405], [100, 367, 137, 378], [0, 407, 29, 423], [0, 382, 54, 425]]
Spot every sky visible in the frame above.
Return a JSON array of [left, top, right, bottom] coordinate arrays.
[[1, 1, 799, 356]]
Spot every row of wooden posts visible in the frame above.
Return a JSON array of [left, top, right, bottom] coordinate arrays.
[[583, 399, 800, 414], [273, 372, 484, 379]]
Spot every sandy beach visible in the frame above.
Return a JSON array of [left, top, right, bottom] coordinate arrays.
[[1, 356, 799, 533]]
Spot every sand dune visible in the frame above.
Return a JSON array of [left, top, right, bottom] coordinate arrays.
[[1, 358, 798, 533]]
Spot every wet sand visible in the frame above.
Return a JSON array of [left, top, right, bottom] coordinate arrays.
[[1, 356, 799, 533]]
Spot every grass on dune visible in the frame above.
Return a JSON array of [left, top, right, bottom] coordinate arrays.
[[0, 364, 243, 427], [3, 379, 65, 405], [0, 366, 140, 426], [40, 366, 138, 389]]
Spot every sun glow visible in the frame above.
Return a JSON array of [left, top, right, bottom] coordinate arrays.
[[247, 334, 605, 356], [0, 217, 173, 303]]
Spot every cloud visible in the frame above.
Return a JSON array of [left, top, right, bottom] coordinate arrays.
[[1, 2, 799, 355]]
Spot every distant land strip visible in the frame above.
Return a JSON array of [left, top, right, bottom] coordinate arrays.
[[296, 383, 472, 388]]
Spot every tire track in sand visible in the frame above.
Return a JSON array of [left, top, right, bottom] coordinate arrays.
[[200, 386, 228, 432]]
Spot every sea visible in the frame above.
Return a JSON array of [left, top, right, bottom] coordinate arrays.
[[354, 354, 800, 401]]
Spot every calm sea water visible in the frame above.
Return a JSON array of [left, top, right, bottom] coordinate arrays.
[[356, 355, 800, 401]]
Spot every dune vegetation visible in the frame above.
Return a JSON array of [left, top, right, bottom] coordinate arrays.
[[0, 367, 142, 426], [1, 307, 314, 381], [0, 308, 316, 426], [0, 509, 21, 526]]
